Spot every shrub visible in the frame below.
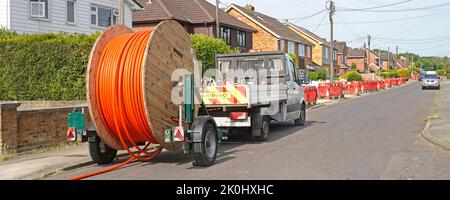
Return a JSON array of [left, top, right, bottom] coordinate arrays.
[[437, 69, 446, 76], [351, 63, 357, 70], [309, 68, 327, 81], [341, 70, 362, 81], [189, 34, 239, 72], [397, 68, 410, 78], [380, 71, 389, 78], [0, 32, 99, 100], [309, 71, 318, 81], [447, 73, 450, 79]]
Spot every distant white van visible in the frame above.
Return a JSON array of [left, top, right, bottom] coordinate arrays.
[[425, 71, 437, 75]]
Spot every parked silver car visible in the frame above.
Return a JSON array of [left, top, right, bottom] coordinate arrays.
[[422, 74, 440, 90]]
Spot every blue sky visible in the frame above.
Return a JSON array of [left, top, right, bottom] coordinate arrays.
[[208, 0, 450, 57]]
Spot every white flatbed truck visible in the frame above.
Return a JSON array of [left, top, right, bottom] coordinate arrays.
[[201, 52, 306, 141]]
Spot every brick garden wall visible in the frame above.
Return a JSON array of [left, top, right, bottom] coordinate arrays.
[[0, 102, 89, 154]]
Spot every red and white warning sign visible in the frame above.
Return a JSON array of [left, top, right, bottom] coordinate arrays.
[[173, 126, 184, 142], [67, 127, 76, 141]]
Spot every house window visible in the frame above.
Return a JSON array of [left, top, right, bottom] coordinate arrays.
[[30, 0, 48, 19], [298, 44, 305, 57], [279, 39, 285, 51], [237, 31, 246, 47], [67, 0, 75, 23], [324, 47, 330, 59], [91, 5, 118, 28], [288, 41, 296, 54], [333, 50, 337, 61], [220, 27, 231, 45], [306, 46, 312, 58]]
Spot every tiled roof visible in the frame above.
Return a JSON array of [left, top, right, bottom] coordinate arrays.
[[287, 23, 339, 50], [334, 41, 347, 53], [380, 52, 395, 61], [347, 48, 365, 58], [133, 0, 256, 32], [128, 0, 144, 9], [228, 4, 313, 46]]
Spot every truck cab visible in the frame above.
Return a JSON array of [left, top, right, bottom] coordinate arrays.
[[201, 52, 306, 141]]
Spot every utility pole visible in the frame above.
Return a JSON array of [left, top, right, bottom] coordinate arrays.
[[119, 0, 125, 25], [328, 0, 335, 82], [367, 35, 371, 50], [378, 49, 381, 78], [216, 0, 220, 38], [388, 46, 390, 70]]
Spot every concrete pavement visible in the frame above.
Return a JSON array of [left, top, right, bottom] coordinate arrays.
[[0, 143, 91, 180], [422, 80, 450, 150], [45, 81, 449, 180]]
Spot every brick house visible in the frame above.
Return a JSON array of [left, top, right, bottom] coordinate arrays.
[[225, 4, 314, 70], [363, 48, 380, 73], [286, 23, 338, 75], [132, 0, 256, 52], [380, 52, 396, 71], [346, 48, 367, 73], [335, 41, 348, 76]]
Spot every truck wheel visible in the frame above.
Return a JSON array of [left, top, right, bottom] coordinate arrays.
[[294, 103, 306, 126], [252, 115, 270, 141], [89, 136, 117, 165], [193, 122, 218, 167]]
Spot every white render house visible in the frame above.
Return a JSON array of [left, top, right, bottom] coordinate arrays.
[[0, 0, 143, 34]]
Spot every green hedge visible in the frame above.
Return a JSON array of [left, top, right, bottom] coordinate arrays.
[[0, 29, 99, 100]]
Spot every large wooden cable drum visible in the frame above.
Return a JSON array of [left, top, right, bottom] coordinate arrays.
[[86, 20, 196, 151]]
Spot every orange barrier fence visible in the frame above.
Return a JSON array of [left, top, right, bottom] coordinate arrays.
[[343, 82, 359, 95], [303, 86, 318, 105], [317, 83, 344, 99], [313, 78, 408, 100], [363, 81, 378, 93]]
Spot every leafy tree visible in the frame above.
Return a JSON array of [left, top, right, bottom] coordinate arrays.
[[189, 34, 239, 72]]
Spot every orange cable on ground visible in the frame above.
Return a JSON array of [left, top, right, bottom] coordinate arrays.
[[69, 30, 163, 180]]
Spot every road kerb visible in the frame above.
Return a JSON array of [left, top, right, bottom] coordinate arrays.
[[421, 119, 450, 151], [35, 151, 132, 180]]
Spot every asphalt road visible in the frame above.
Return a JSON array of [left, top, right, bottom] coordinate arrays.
[[49, 81, 447, 180]]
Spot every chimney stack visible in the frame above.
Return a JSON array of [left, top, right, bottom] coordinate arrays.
[[245, 4, 255, 11]]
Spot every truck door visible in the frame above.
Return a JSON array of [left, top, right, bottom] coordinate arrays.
[[285, 58, 302, 121]]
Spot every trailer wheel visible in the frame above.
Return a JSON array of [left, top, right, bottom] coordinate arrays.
[[252, 115, 270, 141], [294, 103, 306, 126], [89, 135, 117, 165], [193, 122, 218, 167]]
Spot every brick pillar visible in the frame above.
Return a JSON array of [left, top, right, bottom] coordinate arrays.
[[0, 102, 21, 154]]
